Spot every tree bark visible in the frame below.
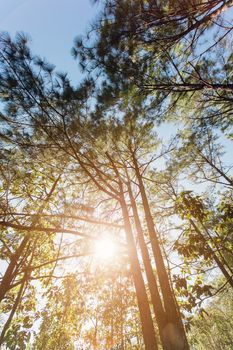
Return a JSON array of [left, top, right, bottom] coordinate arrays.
[[0, 237, 29, 302], [132, 153, 189, 350], [120, 191, 158, 350], [190, 219, 233, 289], [128, 180, 181, 350], [0, 175, 61, 302], [0, 276, 26, 345]]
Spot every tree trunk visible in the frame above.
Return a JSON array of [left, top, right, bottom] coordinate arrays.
[[128, 180, 179, 350], [102, 152, 158, 349], [0, 237, 29, 302], [120, 192, 158, 350], [132, 154, 189, 350], [0, 175, 61, 302], [190, 219, 233, 289], [0, 277, 26, 345]]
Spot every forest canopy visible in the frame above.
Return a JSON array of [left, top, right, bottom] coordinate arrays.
[[0, 1, 233, 349]]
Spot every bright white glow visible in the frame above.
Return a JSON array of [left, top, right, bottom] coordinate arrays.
[[93, 238, 117, 260]]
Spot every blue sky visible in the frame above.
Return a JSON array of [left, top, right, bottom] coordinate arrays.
[[0, 0, 232, 166], [0, 0, 99, 81]]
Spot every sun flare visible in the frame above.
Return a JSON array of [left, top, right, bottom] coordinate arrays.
[[93, 238, 117, 260]]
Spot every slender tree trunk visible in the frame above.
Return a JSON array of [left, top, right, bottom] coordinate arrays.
[[0, 277, 26, 345], [0, 237, 29, 302], [119, 277, 125, 350], [120, 318, 125, 350], [0, 175, 61, 302], [120, 192, 158, 350], [132, 153, 189, 350], [93, 319, 98, 350], [128, 180, 177, 350], [0, 236, 39, 345], [199, 219, 233, 274], [105, 152, 158, 350], [190, 219, 233, 288], [128, 183, 190, 350], [195, 147, 233, 187]]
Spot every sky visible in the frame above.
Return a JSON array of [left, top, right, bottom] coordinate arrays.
[[0, 0, 232, 167], [0, 0, 100, 82]]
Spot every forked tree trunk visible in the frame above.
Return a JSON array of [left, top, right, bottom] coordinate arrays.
[[105, 152, 158, 349], [77, 152, 158, 349], [120, 191, 158, 350], [132, 153, 189, 350], [128, 180, 177, 350]]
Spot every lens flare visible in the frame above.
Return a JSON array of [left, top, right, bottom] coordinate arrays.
[[93, 238, 117, 260]]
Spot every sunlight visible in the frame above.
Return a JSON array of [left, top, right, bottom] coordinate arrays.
[[93, 237, 117, 261]]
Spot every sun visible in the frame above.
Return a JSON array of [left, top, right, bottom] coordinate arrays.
[[93, 237, 117, 261]]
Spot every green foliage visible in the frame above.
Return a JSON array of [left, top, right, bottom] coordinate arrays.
[[188, 286, 233, 350], [33, 276, 83, 350], [0, 0, 233, 348]]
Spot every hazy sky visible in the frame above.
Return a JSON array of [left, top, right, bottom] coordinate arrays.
[[0, 0, 99, 81]]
